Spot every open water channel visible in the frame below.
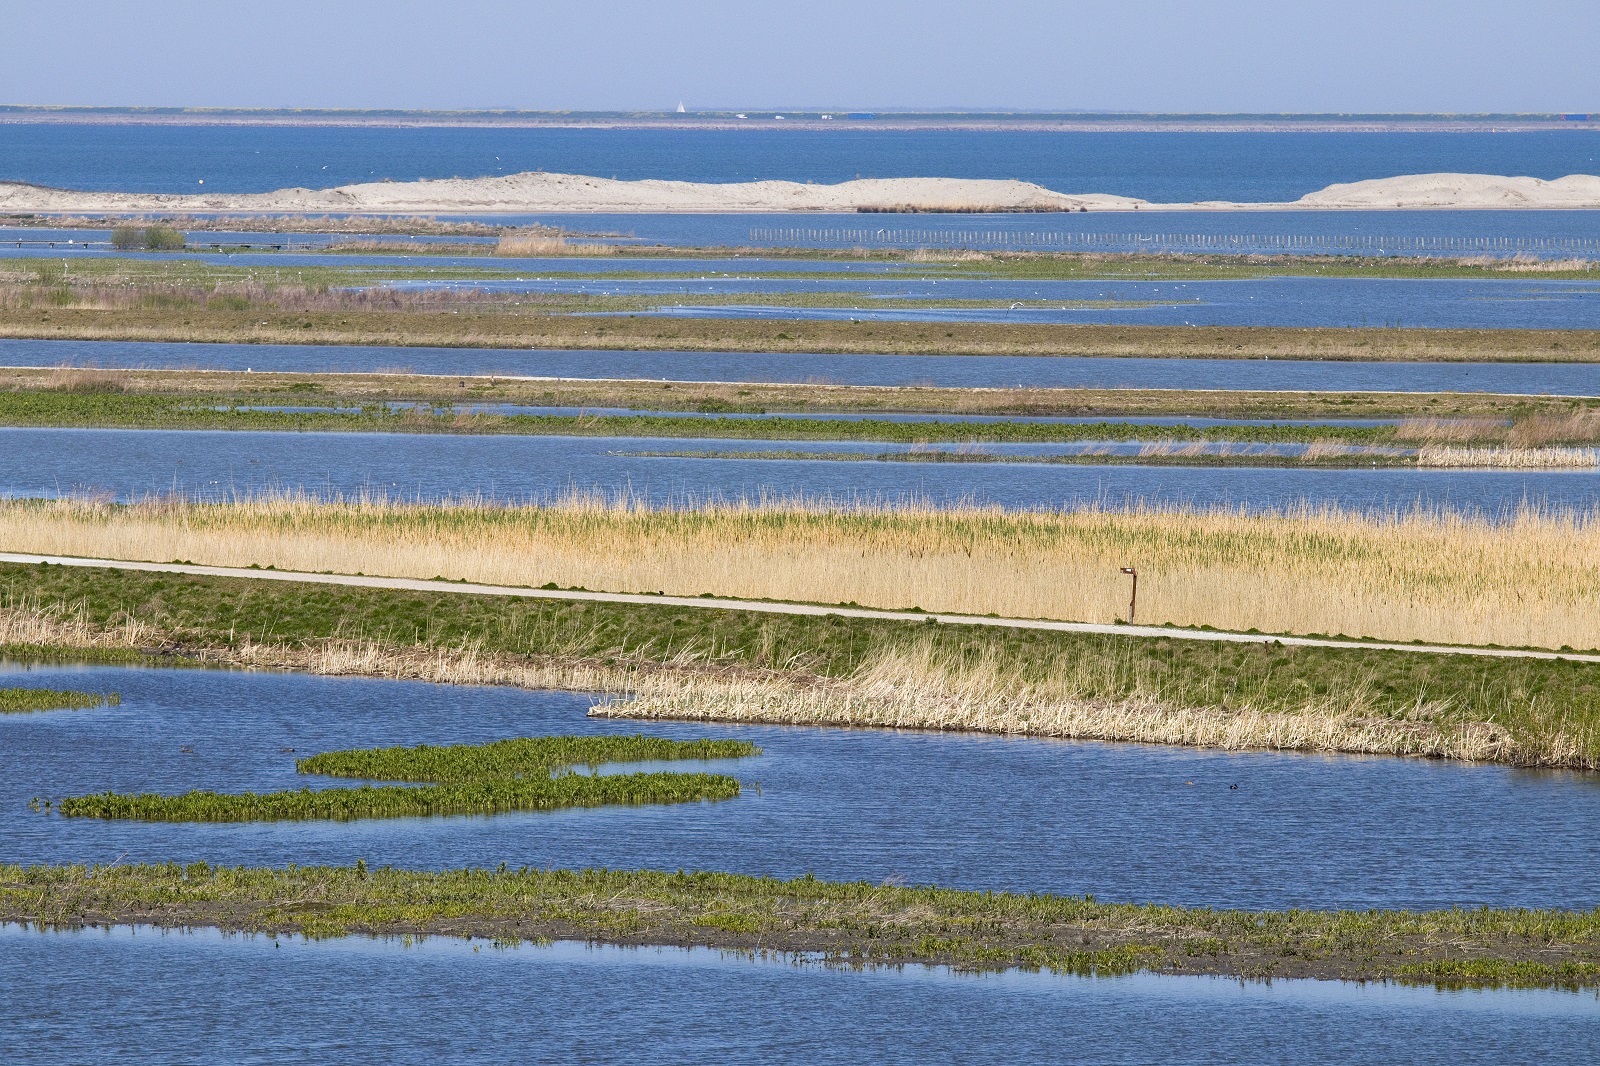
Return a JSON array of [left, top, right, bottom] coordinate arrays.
[[3, 661, 1599, 1063], [9, 337, 1600, 393], [2, 927, 1595, 1065], [3, 425, 1598, 513], [6, 662, 1599, 910]]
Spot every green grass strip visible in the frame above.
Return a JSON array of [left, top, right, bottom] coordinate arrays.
[[56, 772, 742, 822], [5, 863, 1598, 988], [297, 734, 758, 783], [0, 687, 119, 713]]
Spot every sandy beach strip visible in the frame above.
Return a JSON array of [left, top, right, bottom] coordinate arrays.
[[2, 172, 1598, 215]]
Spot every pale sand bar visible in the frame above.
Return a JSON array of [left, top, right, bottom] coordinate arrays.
[[1, 171, 1598, 215]]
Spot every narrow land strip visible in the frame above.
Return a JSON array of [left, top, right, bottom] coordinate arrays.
[[3, 307, 1597, 361], [3, 552, 1593, 663], [5, 560, 1597, 767], [10, 366, 1595, 418], [4, 864, 1597, 988]]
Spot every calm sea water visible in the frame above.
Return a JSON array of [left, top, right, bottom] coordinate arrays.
[[2, 927, 1595, 1066], [7, 663, 1600, 911], [8, 338, 1600, 394], [1, 426, 1596, 513], [3, 125, 1597, 202]]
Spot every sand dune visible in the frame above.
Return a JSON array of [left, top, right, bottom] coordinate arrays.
[[1294, 172, 1600, 209], [0, 171, 1596, 214]]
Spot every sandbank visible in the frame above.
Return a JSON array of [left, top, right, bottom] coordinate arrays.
[[1, 171, 1598, 214]]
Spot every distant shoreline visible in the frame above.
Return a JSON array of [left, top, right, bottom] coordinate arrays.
[[0, 107, 1595, 133]]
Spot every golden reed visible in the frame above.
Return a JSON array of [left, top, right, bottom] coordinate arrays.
[[2, 493, 1597, 650]]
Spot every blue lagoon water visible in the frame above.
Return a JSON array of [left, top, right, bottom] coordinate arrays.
[[1, 926, 1594, 1066], [6, 662, 1600, 911], [9, 338, 1600, 394], [1, 426, 1597, 513]]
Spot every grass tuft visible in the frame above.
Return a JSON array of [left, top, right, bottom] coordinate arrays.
[[0, 687, 119, 713]]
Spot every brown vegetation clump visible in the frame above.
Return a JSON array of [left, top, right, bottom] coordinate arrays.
[[495, 232, 615, 256]]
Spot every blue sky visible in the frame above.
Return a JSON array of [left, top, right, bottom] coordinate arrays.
[[2, 0, 1596, 113]]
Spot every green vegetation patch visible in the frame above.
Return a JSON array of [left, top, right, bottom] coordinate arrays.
[[58, 732, 756, 822], [0, 687, 119, 713], [5, 862, 1598, 988], [57, 771, 741, 823], [298, 734, 758, 782]]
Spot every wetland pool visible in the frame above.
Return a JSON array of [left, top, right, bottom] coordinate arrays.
[[390, 274, 1600, 331], [0, 426, 1595, 514], [1, 925, 1596, 1066], [5, 663, 1600, 912], [10, 337, 1600, 393]]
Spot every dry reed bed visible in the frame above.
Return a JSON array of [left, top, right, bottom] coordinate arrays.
[[495, 234, 615, 256], [3, 599, 1583, 768], [1416, 445, 1600, 469], [4, 495, 1599, 650], [598, 670, 1529, 765]]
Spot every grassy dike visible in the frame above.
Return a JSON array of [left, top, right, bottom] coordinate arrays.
[[4, 863, 1597, 987], [6, 366, 1592, 420], [3, 303, 1598, 361], [0, 387, 1413, 445], [4, 561, 1600, 767]]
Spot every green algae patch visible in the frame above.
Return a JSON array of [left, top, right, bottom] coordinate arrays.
[[58, 733, 757, 822]]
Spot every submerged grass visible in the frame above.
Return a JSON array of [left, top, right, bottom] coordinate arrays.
[[0, 687, 118, 713], [59, 733, 754, 822], [6, 862, 1598, 988]]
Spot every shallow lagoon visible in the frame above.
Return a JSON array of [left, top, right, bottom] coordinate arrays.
[[2, 926, 1596, 1066], [9, 337, 1600, 394], [0, 426, 1594, 514], [391, 274, 1600, 330], [6, 663, 1600, 912]]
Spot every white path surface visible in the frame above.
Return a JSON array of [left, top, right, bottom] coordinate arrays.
[[3, 551, 1595, 664]]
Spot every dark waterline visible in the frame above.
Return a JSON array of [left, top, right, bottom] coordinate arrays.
[[6, 665, 1600, 911], [9, 338, 1600, 394], [2, 426, 1597, 513], [2, 927, 1594, 1066]]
